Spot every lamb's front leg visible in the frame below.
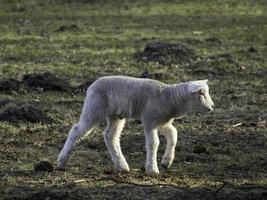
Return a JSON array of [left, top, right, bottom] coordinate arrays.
[[144, 127, 160, 174], [159, 123, 177, 169], [104, 117, 129, 172]]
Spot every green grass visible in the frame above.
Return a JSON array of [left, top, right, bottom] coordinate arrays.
[[0, 0, 266, 199]]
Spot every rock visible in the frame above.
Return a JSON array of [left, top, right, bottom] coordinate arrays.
[[0, 104, 52, 124], [134, 41, 196, 65], [22, 72, 71, 91], [34, 161, 54, 172]]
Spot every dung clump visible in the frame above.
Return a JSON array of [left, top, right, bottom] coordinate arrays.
[[34, 161, 54, 172], [0, 104, 52, 124], [22, 72, 71, 91], [134, 41, 196, 65]]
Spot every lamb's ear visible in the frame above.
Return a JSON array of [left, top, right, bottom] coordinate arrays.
[[188, 83, 203, 94]]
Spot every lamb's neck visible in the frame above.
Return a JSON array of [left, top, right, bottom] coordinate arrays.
[[164, 83, 189, 117]]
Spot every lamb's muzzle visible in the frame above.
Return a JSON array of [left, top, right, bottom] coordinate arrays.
[[57, 76, 214, 174]]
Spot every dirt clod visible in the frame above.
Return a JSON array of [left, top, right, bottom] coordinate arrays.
[[76, 78, 97, 92], [190, 53, 237, 76], [140, 71, 166, 80], [0, 104, 51, 124], [22, 72, 71, 91], [0, 99, 11, 107], [205, 37, 222, 44], [248, 47, 257, 53], [193, 145, 208, 154], [34, 161, 54, 172], [182, 38, 204, 45], [134, 41, 196, 65], [56, 24, 79, 32], [185, 155, 195, 162], [0, 78, 20, 92], [226, 163, 243, 173], [207, 53, 235, 63], [30, 190, 69, 200]]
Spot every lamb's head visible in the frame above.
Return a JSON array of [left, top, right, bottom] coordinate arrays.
[[187, 80, 214, 113]]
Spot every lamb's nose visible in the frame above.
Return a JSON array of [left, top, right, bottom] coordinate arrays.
[[209, 105, 214, 111], [210, 105, 214, 111]]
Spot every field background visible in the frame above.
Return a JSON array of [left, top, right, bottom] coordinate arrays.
[[0, 0, 266, 199]]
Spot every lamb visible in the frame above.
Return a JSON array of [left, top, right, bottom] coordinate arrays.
[[57, 76, 214, 174]]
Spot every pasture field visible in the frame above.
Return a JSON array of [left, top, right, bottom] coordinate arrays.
[[0, 0, 266, 199]]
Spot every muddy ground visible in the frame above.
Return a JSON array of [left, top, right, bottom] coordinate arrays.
[[0, 0, 266, 199]]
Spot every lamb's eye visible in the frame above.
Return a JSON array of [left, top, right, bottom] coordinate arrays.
[[198, 91, 206, 99], [197, 90, 205, 96]]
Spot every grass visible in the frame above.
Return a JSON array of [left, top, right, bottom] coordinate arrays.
[[0, 0, 266, 199]]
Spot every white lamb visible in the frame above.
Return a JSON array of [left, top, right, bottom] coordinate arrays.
[[57, 76, 214, 174]]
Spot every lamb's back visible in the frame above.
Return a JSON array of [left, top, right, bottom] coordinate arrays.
[[89, 76, 169, 118], [93, 76, 168, 97]]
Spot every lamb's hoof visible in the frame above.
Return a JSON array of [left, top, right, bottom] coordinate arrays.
[[145, 168, 159, 175], [146, 171, 160, 176], [161, 162, 172, 169], [161, 157, 173, 169], [161, 163, 169, 169], [116, 165, 130, 172]]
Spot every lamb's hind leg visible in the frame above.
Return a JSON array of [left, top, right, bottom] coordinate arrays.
[[57, 91, 105, 170], [159, 122, 177, 169], [104, 116, 129, 172], [57, 119, 96, 170]]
